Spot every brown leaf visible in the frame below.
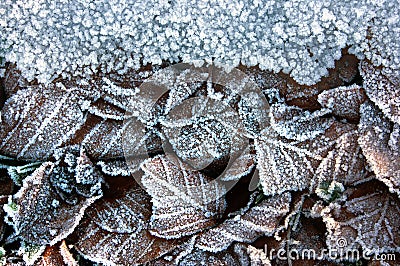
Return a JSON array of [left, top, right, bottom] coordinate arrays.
[[196, 192, 291, 252], [0, 84, 92, 160], [141, 155, 226, 239], [179, 243, 250, 266], [358, 102, 400, 197], [37, 241, 77, 266], [75, 183, 180, 265], [322, 182, 400, 255], [360, 60, 400, 124], [5, 159, 102, 245], [256, 103, 356, 196], [317, 84, 367, 122], [315, 129, 369, 189]]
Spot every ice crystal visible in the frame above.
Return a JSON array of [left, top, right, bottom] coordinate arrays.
[[1, 1, 398, 85]]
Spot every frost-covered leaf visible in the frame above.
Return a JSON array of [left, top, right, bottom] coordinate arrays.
[[5, 159, 102, 245], [0, 84, 92, 160], [247, 245, 272, 266], [97, 160, 131, 177], [87, 98, 126, 120], [360, 60, 400, 124], [161, 95, 242, 170], [37, 241, 77, 266], [318, 84, 367, 122], [180, 243, 250, 266], [80, 119, 125, 159], [322, 182, 400, 255], [256, 115, 355, 196], [196, 192, 291, 252], [269, 103, 334, 142], [358, 102, 400, 197], [7, 162, 42, 186], [2, 64, 28, 98], [220, 145, 255, 182], [50, 146, 104, 204], [141, 155, 226, 239], [76, 183, 180, 265], [315, 129, 369, 189], [147, 236, 197, 265]]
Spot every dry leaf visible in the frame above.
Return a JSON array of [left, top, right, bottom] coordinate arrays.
[[180, 243, 250, 266], [0, 84, 92, 160], [322, 182, 400, 255], [37, 241, 77, 266], [360, 60, 400, 124], [76, 183, 180, 265], [196, 192, 291, 252], [4, 161, 102, 245], [317, 84, 367, 122], [358, 102, 400, 197], [256, 107, 356, 196], [141, 155, 226, 239]]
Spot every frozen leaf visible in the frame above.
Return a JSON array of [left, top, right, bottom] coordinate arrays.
[[37, 241, 77, 266], [76, 184, 180, 265], [87, 98, 126, 120], [360, 61, 400, 124], [147, 236, 197, 265], [2, 64, 28, 98], [5, 160, 102, 245], [256, 118, 355, 196], [7, 162, 42, 186], [141, 155, 226, 239], [161, 95, 242, 170], [315, 129, 369, 189], [315, 181, 345, 203], [247, 245, 272, 266], [220, 145, 255, 182], [358, 102, 400, 197], [318, 84, 367, 122], [50, 146, 104, 204], [269, 103, 334, 142], [180, 243, 250, 266], [80, 119, 125, 159], [0, 84, 91, 160], [97, 160, 131, 177], [196, 192, 291, 252], [322, 182, 400, 255], [86, 185, 150, 234]]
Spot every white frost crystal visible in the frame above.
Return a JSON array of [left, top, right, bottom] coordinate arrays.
[[0, 0, 398, 85]]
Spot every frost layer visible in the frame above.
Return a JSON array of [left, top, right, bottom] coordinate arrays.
[[0, 0, 399, 84]]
